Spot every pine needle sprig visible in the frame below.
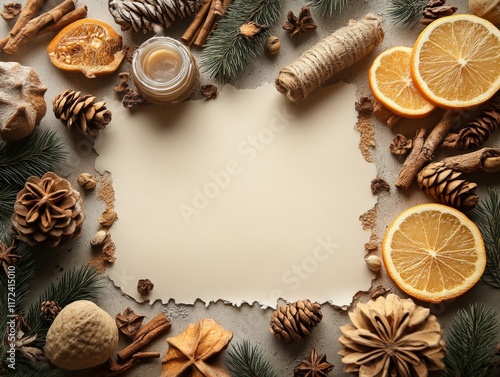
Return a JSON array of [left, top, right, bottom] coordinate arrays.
[[307, 0, 353, 17], [444, 302, 499, 377], [201, 0, 283, 83], [471, 189, 500, 289], [226, 340, 277, 377], [387, 0, 426, 28], [25, 265, 104, 347], [0, 128, 67, 187], [0, 186, 18, 223]]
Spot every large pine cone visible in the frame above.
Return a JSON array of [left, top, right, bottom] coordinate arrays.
[[417, 162, 478, 211], [53, 90, 111, 137], [339, 294, 446, 377], [11, 172, 86, 248], [269, 299, 322, 343]]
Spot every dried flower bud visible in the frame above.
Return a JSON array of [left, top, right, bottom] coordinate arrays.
[[365, 255, 382, 272], [77, 173, 97, 190], [265, 36, 281, 55], [98, 208, 117, 227], [91, 230, 110, 247], [239, 21, 268, 39], [137, 279, 154, 296]]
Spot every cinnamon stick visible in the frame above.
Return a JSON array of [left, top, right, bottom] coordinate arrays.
[[182, 0, 211, 45], [106, 352, 160, 376], [35, 5, 87, 36], [395, 110, 459, 189], [0, 0, 48, 49], [3, 0, 75, 54], [117, 312, 171, 361], [194, 0, 217, 46], [436, 147, 500, 173]]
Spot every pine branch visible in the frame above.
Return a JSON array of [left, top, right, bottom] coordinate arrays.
[[25, 265, 104, 347], [471, 189, 500, 289], [226, 340, 277, 377], [201, 0, 283, 83], [0, 186, 17, 224], [0, 128, 67, 187], [307, 0, 353, 17], [444, 302, 499, 377], [387, 0, 426, 28]]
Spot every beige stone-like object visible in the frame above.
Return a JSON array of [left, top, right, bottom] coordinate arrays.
[[0, 62, 47, 142], [45, 300, 119, 371]]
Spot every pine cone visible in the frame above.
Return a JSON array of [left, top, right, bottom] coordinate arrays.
[[339, 294, 446, 377], [41, 300, 61, 322], [269, 299, 322, 343], [417, 162, 479, 211], [108, 0, 203, 33], [442, 92, 500, 149], [11, 172, 86, 248], [53, 90, 111, 137], [421, 0, 457, 25]]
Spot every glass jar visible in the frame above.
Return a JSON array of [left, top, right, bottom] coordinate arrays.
[[132, 37, 199, 105]]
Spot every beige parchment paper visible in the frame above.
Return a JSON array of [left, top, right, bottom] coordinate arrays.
[[95, 81, 378, 307]]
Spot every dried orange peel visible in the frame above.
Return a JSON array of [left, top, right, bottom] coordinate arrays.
[[382, 203, 486, 303], [47, 18, 126, 78]]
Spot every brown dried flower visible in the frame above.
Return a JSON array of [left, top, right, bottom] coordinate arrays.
[[201, 85, 218, 100], [370, 177, 390, 195], [114, 72, 130, 94], [283, 6, 317, 37], [137, 279, 154, 296], [294, 348, 334, 377], [390, 134, 413, 155], [239, 21, 269, 39], [339, 294, 446, 377], [116, 307, 145, 338], [2, 3, 21, 21]]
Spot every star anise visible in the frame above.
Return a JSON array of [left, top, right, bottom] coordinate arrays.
[[0, 241, 20, 275], [294, 348, 334, 377], [116, 307, 145, 338], [283, 6, 317, 37]]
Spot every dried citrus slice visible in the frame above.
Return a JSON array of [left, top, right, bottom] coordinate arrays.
[[410, 14, 500, 109], [382, 203, 486, 303], [47, 18, 126, 78], [368, 46, 436, 118]]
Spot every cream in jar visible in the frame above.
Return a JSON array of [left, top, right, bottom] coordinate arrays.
[[132, 37, 199, 105]]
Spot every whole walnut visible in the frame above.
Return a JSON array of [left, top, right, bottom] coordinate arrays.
[[45, 300, 118, 370], [0, 62, 47, 142], [469, 0, 500, 25]]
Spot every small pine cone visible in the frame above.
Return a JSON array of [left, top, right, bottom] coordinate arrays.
[[108, 0, 203, 33], [442, 92, 500, 149], [417, 162, 479, 211], [421, 0, 457, 25], [41, 301, 61, 322], [269, 299, 322, 343], [11, 172, 86, 248], [53, 90, 111, 137]]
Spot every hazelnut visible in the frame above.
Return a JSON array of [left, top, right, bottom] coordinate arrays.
[[77, 173, 97, 190], [365, 255, 382, 272], [265, 36, 281, 55], [98, 208, 117, 227], [90, 230, 110, 247]]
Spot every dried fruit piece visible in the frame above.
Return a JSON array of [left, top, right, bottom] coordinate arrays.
[[47, 18, 126, 78]]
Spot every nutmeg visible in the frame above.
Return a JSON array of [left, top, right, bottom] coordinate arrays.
[[90, 230, 110, 247], [365, 255, 382, 272], [0, 62, 47, 142], [265, 36, 281, 55], [98, 209, 117, 227]]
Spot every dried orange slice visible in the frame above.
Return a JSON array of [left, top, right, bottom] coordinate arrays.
[[368, 46, 435, 118], [382, 203, 486, 303], [410, 14, 500, 109], [47, 18, 126, 78]]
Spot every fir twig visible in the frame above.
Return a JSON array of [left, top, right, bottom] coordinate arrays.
[[0, 186, 17, 223], [387, 0, 426, 28], [471, 189, 500, 289], [226, 340, 277, 377], [0, 128, 67, 187], [307, 0, 352, 17], [201, 0, 282, 83], [444, 302, 499, 377], [25, 265, 104, 347]]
